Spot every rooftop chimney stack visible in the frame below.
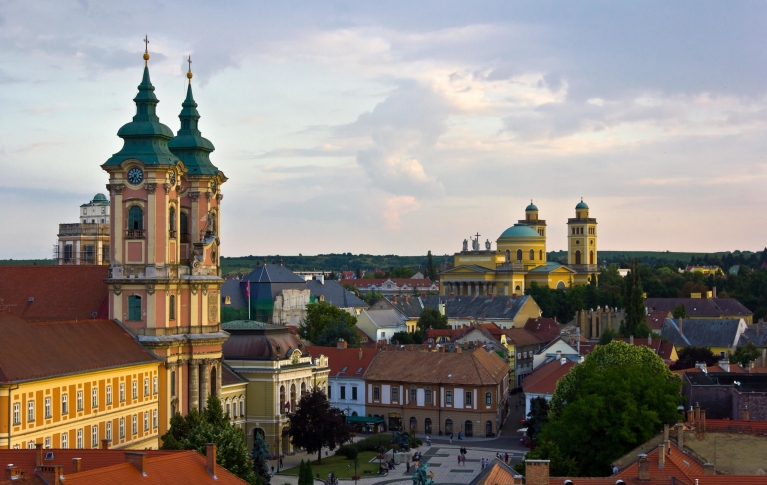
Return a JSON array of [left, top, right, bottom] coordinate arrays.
[[337, 338, 347, 349], [524, 460, 550, 485], [73, 458, 82, 473], [630, 335, 634, 345], [743, 406, 750, 422], [663, 424, 670, 442], [637, 454, 650, 481], [125, 452, 147, 476], [5, 465, 22, 481], [35, 443, 43, 466], [101, 439, 111, 450], [206, 443, 218, 479], [701, 410, 706, 432], [657, 444, 665, 468], [677, 421, 684, 450], [35, 465, 64, 485]]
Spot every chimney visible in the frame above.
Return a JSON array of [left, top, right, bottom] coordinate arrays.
[[455, 346, 462, 353], [36, 443, 43, 466], [35, 465, 64, 485], [719, 359, 729, 372], [359, 348, 363, 360], [648, 334, 652, 346], [657, 444, 665, 468], [337, 338, 347, 349], [73, 458, 82, 473], [439, 345, 445, 353], [524, 460, 550, 485], [556, 350, 562, 360], [5, 465, 22, 481], [712, 286, 717, 298], [206, 443, 217, 479], [405, 295, 409, 303], [449, 293, 455, 299], [393, 295, 398, 303], [687, 407, 694, 423], [677, 421, 684, 450], [125, 452, 147, 476], [704, 463, 715, 475], [637, 454, 650, 481], [421, 293, 426, 299], [279, 258, 283, 266], [701, 410, 707, 432], [101, 439, 111, 450], [694, 403, 701, 423], [630, 335, 634, 345], [743, 406, 750, 422], [663, 424, 670, 442]]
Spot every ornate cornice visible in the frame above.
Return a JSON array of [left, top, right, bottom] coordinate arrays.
[[189, 191, 201, 201], [108, 183, 125, 195]]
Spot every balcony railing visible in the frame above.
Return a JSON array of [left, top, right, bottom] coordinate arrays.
[[125, 229, 145, 239], [58, 223, 110, 237]]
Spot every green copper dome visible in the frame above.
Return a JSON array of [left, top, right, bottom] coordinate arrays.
[[168, 83, 219, 176], [93, 193, 107, 202], [103, 65, 179, 167], [526, 202, 538, 211], [499, 224, 542, 238], [576, 199, 589, 209]]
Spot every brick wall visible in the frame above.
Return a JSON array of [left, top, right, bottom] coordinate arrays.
[[733, 392, 767, 421], [684, 384, 732, 419]]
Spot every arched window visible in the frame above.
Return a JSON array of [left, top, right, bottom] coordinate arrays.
[[515, 285, 521, 291], [128, 295, 141, 321], [170, 371, 176, 397], [290, 384, 297, 410], [169, 294, 176, 320], [301, 382, 307, 397], [539, 250, 543, 260], [180, 212, 189, 241], [505, 249, 510, 262], [575, 250, 582, 265], [169, 207, 176, 237], [516, 249, 522, 262], [556, 281, 566, 290], [529, 249, 535, 260], [445, 419, 453, 434], [464, 420, 473, 437], [425, 418, 432, 434], [485, 391, 492, 405], [590, 250, 594, 265], [128, 206, 143, 230], [279, 386, 286, 413], [409, 417, 417, 432]]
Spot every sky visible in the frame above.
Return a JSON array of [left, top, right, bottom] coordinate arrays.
[[1, 1, 766, 259]]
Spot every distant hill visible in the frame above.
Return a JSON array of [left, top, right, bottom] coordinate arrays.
[[0, 259, 55, 266]]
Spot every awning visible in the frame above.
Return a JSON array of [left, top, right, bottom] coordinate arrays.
[[346, 416, 385, 424]]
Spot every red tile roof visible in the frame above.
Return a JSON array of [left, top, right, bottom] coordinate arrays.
[[647, 310, 671, 330], [341, 278, 435, 288], [0, 265, 109, 322], [305, 346, 378, 376], [523, 317, 564, 343], [523, 359, 576, 395], [502, 328, 542, 347], [701, 419, 767, 434], [0, 313, 158, 383]]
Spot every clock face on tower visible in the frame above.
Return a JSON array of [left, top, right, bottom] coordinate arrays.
[[127, 167, 144, 185]]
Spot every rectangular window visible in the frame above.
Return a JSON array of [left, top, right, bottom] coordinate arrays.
[[92, 388, 98, 409], [239, 401, 244, 417], [120, 418, 125, 439], [132, 381, 138, 400], [27, 442, 36, 449], [13, 403, 20, 425], [391, 387, 399, 402], [340, 386, 346, 400], [465, 391, 472, 405], [62, 433, 68, 449], [45, 397, 51, 419], [328, 386, 332, 399], [120, 383, 125, 402], [144, 378, 149, 397], [226, 403, 231, 417], [106, 422, 112, 441], [44, 437, 51, 449], [128, 296, 142, 321], [76, 429, 83, 449], [410, 388, 417, 402], [425, 389, 432, 403], [92, 426, 98, 447], [77, 391, 83, 411], [153, 409, 157, 429], [62, 394, 68, 415], [107, 386, 112, 405], [144, 411, 149, 431], [352, 387, 358, 401], [373, 386, 380, 401], [486, 392, 492, 405], [446, 391, 453, 404], [153, 376, 158, 395], [27, 401, 35, 422], [132, 414, 137, 435]]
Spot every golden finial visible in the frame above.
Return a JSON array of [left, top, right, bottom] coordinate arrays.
[[187, 55, 193, 84], [143, 35, 150, 65]]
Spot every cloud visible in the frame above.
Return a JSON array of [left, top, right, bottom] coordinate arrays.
[[382, 195, 421, 231]]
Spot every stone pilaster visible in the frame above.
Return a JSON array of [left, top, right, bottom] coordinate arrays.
[[189, 360, 200, 412], [200, 360, 210, 409]]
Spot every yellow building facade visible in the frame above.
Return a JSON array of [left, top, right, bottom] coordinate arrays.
[[441, 200, 599, 296]]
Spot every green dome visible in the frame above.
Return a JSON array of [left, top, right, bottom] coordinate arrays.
[[499, 224, 542, 238], [93, 193, 107, 201], [526, 202, 538, 211], [576, 199, 589, 209]]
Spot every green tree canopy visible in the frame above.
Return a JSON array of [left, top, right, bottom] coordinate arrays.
[[315, 314, 360, 347], [732, 342, 761, 367], [417, 307, 448, 332], [390, 266, 417, 278], [161, 395, 257, 484], [598, 328, 616, 346], [673, 304, 687, 318], [543, 341, 681, 476], [250, 432, 271, 484], [300, 301, 357, 343], [672, 346, 718, 370], [287, 388, 352, 463], [426, 251, 437, 281], [525, 396, 550, 446], [621, 260, 647, 336]]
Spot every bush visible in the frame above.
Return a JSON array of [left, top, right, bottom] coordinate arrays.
[[355, 433, 393, 452], [336, 444, 359, 460]]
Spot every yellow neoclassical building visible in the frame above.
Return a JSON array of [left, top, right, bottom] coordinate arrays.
[[440, 200, 599, 296]]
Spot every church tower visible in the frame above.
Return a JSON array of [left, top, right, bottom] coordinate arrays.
[[519, 200, 547, 258], [567, 198, 597, 266], [102, 42, 228, 434]]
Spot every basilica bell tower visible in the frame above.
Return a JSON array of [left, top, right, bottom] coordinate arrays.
[[101, 40, 228, 434]]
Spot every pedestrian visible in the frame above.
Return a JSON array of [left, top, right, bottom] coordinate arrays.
[[279, 457, 283, 469], [449, 433, 453, 444], [407, 461, 410, 473], [270, 466, 275, 477], [505, 452, 509, 464], [457, 454, 461, 466]]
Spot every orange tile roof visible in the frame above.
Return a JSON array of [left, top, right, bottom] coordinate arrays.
[[647, 310, 671, 330], [702, 419, 767, 434], [365, 347, 509, 385], [523, 359, 576, 395], [305, 346, 378, 376], [523, 317, 564, 343], [0, 449, 173, 477], [0, 313, 159, 383], [502, 328, 542, 346], [0, 265, 109, 322]]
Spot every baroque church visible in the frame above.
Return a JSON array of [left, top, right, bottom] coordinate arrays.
[[102, 44, 228, 427], [440, 200, 599, 296]]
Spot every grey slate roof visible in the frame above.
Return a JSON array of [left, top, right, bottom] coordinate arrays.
[[244, 264, 307, 284], [422, 295, 532, 320], [646, 297, 753, 318], [362, 309, 406, 328], [661, 318, 743, 348], [306, 280, 368, 308], [221, 279, 247, 309], [737, 323, 767, 347], [374, 296, 425, 318]]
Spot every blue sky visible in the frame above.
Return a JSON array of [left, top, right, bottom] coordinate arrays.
[[1, 1, 766, 258]]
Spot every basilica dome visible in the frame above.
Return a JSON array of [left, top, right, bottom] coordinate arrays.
[[499, 223, 541, 238]]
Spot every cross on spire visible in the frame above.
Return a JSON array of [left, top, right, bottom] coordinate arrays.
[[474, 232, 481, 240], [144, 35, 149, 53], [187, 55, 192, 72]]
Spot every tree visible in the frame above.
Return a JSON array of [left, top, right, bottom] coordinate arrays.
[[355, 268, 362, 279], [250, 432, 271, 485], [287, 388, 351, 463], [672, 304, 687, 318], [426, 251, 437, 281], [315, 315, 361, 347], [621, 260, 646, 336], [298, 460, 308, 485], [391, 331, 415, 344], [300, 301, 357, 343], [598, 328, 615, 345], [732, 342, 761, 368], [360, 291, 383, 306], [543, 342, 681, 476], [672, 346, 718, 370], [525, 397, 550, 446], [162, 395, 258, 484], [390, 266, 416, 278], [417, 307, 448, 332], [515, 440, 578, 477]]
